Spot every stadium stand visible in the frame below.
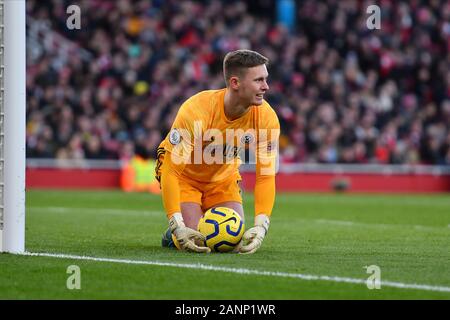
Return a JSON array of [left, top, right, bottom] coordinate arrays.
[[25, 0, 450, 165]]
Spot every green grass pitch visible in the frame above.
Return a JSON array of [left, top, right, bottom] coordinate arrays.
[[0, 189, 449, 299]]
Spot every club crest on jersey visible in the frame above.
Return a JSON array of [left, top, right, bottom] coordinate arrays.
[[241, 133, 254, 145], [169, 128, 181, 145]]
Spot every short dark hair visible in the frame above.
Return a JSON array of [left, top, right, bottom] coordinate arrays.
[[223, 49, 269, 85]]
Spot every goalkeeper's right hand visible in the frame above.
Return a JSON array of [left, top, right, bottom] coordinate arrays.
[[169, 213, 211, 253]]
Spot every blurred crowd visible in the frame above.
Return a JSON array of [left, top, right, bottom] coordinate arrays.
[[26, 0, 450, 165]]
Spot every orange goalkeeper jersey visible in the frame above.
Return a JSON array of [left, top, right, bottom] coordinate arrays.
[[157, 88, 279, 218], [158, 88, 279, 182]]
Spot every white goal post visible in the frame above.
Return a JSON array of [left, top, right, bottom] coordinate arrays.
[[0, 0, 26, 253]]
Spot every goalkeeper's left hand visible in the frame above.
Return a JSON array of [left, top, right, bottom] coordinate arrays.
[[235, 214, 270, 254]]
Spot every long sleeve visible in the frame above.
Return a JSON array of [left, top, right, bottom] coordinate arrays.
[[160, 151, 185, 218], [254, 173, 275, 217], [254, 110, 280, 217]]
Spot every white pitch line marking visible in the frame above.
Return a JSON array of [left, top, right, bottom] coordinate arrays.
[[29, 208, 449, 231], [28, 206, 163, 216], [315, 219, 355, 226], [19, 251, 450, 293], [314, 219, 448, 231]]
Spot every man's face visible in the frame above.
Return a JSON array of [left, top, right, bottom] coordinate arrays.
[[237, 64, 269, 106]]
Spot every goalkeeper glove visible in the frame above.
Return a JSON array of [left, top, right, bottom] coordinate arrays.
[[169, 213, 211, 253], [235, 214, 270, 254]]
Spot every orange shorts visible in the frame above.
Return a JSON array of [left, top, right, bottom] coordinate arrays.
[[178, 173, 242, 212], [155, 147, 242, 212]]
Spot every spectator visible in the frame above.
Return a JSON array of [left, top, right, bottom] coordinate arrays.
[[25, 0, 450, 165]]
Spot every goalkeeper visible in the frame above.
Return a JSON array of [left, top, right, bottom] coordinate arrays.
[[156, 49, 279, 254]]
